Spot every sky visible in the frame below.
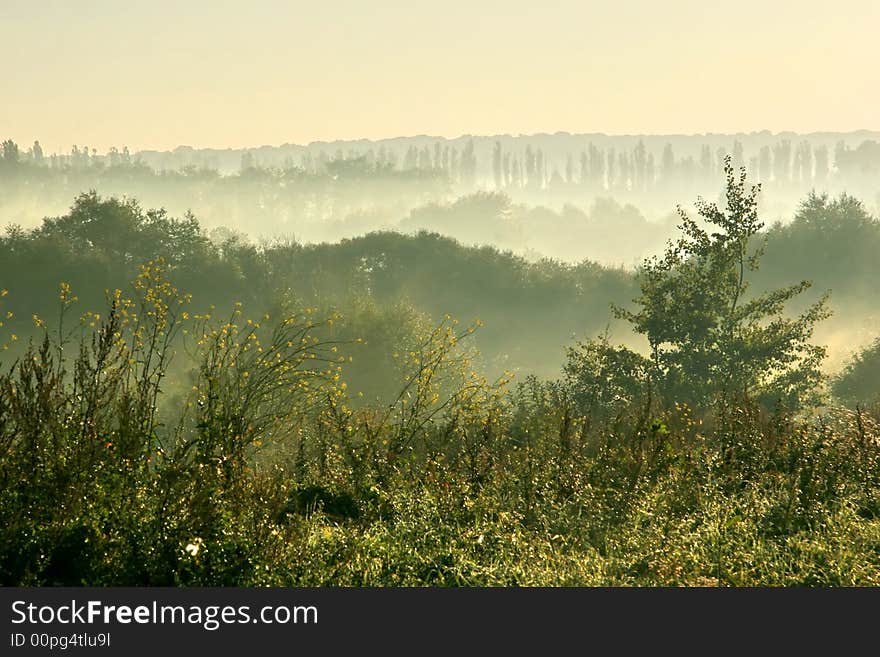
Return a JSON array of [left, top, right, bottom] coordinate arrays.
[[2, 0, 878, 153]]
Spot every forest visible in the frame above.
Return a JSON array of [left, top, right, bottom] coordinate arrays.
[[2, 136, 880, 586]]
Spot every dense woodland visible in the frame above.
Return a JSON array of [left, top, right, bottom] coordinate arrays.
[[2, 139, 880, 585]]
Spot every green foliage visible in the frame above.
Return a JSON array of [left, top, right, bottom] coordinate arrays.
[[760, 192, 880, 300], [563, 334, 652, 424], [833, 339, 880, 406], [616, 157, 830, 410]]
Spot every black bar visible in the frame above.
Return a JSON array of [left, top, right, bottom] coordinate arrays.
[[0, 587, 874, 655]]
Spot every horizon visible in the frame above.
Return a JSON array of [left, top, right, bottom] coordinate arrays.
[[12, 128, 880, 157]]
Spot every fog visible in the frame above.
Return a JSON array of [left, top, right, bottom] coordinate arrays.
[[5, 0, 880, 590], [3, 132, 880, 268], [2, 133, 879, 386]]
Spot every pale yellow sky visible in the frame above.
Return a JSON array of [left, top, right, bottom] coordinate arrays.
[[2, 0, 878, 152]]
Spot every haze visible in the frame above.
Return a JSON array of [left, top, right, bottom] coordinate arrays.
[[3, 0, 878, 152]]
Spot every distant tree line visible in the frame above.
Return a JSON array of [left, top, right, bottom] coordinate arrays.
[[4, 135, 880, 194]]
